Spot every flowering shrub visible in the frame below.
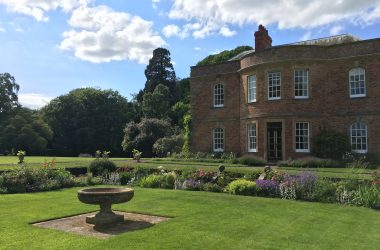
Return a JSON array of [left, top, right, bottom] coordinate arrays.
[[255, 179, 280, 197], [182, 179, 202, 191], [280, 175, 296, 200], [372, 171, 380, 186], [295, 171, 318, 200]]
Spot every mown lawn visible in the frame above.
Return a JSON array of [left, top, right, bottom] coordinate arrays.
[[0, 156, 376, 180], [0, 187, 379, 249]]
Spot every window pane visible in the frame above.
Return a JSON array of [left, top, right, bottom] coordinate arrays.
[[213, 128, 224, 152], [214, 84, 224, 107], [248, 75, 256, 102], [294, 69, 308, 98], [351, 122, 368, 153], [268, 72, 281, 99], [295, 122, 309, 152], [349, 68, 366, 97], [247, 124, 257, 151]]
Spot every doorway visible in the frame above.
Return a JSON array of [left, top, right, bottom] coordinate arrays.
[[267, 122, 282, 161]]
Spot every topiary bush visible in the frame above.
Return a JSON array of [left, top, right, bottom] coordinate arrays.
[[312, 130, 351, 160], [119, 172, 134, 185], [89, 159, 117, 176], [227, 179, 257, 196]]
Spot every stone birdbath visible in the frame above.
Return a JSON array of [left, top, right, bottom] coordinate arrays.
[[77, 188, 134, 228]]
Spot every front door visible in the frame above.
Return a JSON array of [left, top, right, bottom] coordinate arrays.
[[267, 122, 282, 161]]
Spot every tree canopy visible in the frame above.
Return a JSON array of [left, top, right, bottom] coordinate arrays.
[[142, 84, 170, 119], [137, 48, 177, 103], [42, 88, 131, 156], [0, 108, 52, 155], [0, 73, 20, 120], [196, 46, 253, 66]]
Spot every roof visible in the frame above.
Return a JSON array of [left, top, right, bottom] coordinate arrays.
[[228, 34, 362, 61], [287, 34, 362, 46]]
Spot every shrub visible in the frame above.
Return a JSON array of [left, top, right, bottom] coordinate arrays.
[[279, 157, 342, 168], [227, 179, 257, 196], [120, 172, 134, 185], [182, 179, 202, 191], [256, 179, 280, 197], [162, 172, 176, 189], [353, 185, 380, 209], [153, 134, 184, 157], [238, 155, 266, 166], [279, 175, 297, 200], [0, 168, 75, 193], [244, 170, 264, 181], [89, 159, 117, 176], [312, 130, 351, 160], [295, 171, 318, 201], [139, 174, 164, 188], [314, 178, 337, 203], [202, 183, 223, 193]]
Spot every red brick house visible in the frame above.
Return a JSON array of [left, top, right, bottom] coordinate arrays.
[[190, 25, 380, 161]]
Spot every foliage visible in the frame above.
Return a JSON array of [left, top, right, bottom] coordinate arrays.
[[312, 129, 351, 160], [314, 178, 337, 203], [202, 183, 223, 193], [227, 179, 257, 196], [139, 174, 164, 188], [181, 179, 202, 191], [181, 114, 192, 156], [279, 157, 343, 168], [170, 101, 191, 128], [142, 84, 170, 118], [0, 168, 74, 193], [238, 155, 266, 166], [122, 118, 171, 157], [279, 175, 297, 200], [295, 171, 318, 200], [256, 179, 280, 197], [42, 88, 131, 156], [140, 48, 177, 104], [244, 170, 263, 181], [0, 108, 53, 155], [0, 72, 19, 120], [353, 185, 380, 209], [175, 78, 190, 104], [153, 134, 184, 157], [119, 172, 134, 185], [196, 46, 253, 66], [88, 159, 117, 176]]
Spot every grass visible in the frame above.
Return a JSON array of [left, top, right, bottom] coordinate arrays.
[[0, 156, 376, 180], [0, 187, 379, 249]]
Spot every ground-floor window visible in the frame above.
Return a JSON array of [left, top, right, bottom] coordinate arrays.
[[213, 128, 224, 152], [247, 123, 257, 152], [295, 122, 309, 152], [350, 122, 368, 153]]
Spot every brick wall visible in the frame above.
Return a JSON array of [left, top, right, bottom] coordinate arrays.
[[190, 39, 380, 160]]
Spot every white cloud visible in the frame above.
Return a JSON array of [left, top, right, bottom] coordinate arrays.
[[0, 27, 5, 32], [18, 93, 54, 109], [219, 26, 236, 37], [0, 0, 91, 21], [15, 28, 23, 32], [162, 24, 181, 37], [330, 25, 344, 35], [194, 47, 201, 51], [152, 0, 160, 9], [301, 32, 312, 41], [167, 0, 380, 38], [59, 5, 166, 64]]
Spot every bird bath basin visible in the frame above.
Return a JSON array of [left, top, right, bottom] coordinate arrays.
[[77, 188, 134, 228]]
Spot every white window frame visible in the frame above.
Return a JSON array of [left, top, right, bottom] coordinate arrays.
[[295, 122, 310, 153], [294, 69, 309, 99], [349, 68, 366, 98], [213, 83, 224, 107], [247, 123, 257, 152], [247, 75, 257, 103], [350, 122, 368, 154], [268, 72, 281, 100], [213, 128, 224, 152]]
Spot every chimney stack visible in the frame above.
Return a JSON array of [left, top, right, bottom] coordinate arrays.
[[254, 25, 272, 52]]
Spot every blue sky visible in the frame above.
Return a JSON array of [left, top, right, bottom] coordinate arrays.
[[0, 0, 379, 109]]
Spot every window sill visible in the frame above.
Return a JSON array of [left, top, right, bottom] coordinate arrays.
[[352, 150, 368, 154], [248, 100, 257, 104], [248, 149, 257, 153], [268, 98, 281, 101], [212, 105, 225, 109], [213, 149, 224, 153], [294, 96, 309, 100], [349, 95, 367, 99], [295, 149, 310, 153]]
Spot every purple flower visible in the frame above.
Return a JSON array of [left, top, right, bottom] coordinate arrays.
[[255, 179, 279, 196], [182, 179, 202, 191], [296, 171, 317, 189]]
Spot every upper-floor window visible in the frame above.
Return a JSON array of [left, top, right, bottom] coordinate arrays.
[[350, 122, 368, 153], [213, 128, 224, 152], [295, 122, 310, 152], [247, 75, 257, 103], [349, 68, 366, 98], [268, 72, 281, 100], [214, 83, 224, 107], [294, 69, 309, 98], [247, 123, 257, 152]]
